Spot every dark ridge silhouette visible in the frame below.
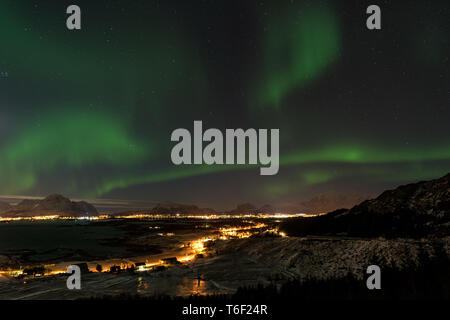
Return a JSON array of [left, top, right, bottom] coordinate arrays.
[[0, 194, 98, 217], [112, 201, 216, 216], [0, 201, 12, 212], [296, 191, 371, 214], [280, 173, 450, 238]]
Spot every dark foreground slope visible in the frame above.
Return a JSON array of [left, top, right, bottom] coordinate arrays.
[[281, 173, 450, 238]]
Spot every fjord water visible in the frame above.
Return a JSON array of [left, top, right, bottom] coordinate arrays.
[[0, 220, 126, 258]]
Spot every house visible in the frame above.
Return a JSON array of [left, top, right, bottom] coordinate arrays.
[[109, 265, 121, 273], [161, 257, 180, 265], [22, 266, 46, 276]]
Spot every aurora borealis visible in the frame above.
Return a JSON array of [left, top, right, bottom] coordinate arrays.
[[254, 2, 340, 109], [0, 0, 449, 209]]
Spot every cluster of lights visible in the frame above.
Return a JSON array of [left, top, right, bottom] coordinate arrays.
[[263, 228, 287, 237], [218, 223, 267, 239], [114, 213, 310, 220], [0, 214, 110, 222], [0, 215, 60, 222], [0, 212, 320, 223], [0, 215, 292, 278], [156, 232, 174, 236]]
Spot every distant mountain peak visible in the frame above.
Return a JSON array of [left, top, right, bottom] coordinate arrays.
[[0, 194, 98, 218], [348, 173, 450, 218], [43, 194, 70, 201], [296, 191, 371, 214], [282, 173, 450, 238]]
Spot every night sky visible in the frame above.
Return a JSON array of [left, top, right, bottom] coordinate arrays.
[[0, 0, 449, 209]]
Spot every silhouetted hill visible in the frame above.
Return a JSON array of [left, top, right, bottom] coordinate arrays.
[[258, 204, 276, 213], [277, 192, 371, 214], [227, 203, 276, 214], [151, 202, 214, 215], [0, 201, 12, 212], [114, 201, 215, 216], [15, 199, 40, 210], [297, 191, 371, 213], [348, 173, 449, 218], [281, 174, 450, 238], [0, 194, 98, 217]]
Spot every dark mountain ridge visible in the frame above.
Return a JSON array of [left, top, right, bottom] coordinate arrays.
[[0, 194, 98, 217], [296, 191, 371, 214], [281, 173, 450, 238], [113, 201, 216, 216]]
